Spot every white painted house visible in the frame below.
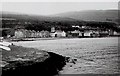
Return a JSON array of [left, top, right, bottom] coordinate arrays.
[[50, 30, 66, 37], [14, 29, 25, 38], [84, 31, 93, 37]]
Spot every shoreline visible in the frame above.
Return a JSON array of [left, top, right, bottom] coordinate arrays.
[[2, 52, 70, 76], [1, 45, 71, 76]]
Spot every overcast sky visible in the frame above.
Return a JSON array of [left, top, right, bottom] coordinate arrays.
[[2, 2, 118, 15]]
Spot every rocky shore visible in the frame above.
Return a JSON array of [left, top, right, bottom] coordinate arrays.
[[1, 45, 72, 76]]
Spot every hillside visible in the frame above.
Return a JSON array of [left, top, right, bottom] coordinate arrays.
[[1, 11, 120, 32], [53, 10, 119, 22], [1, 11, 80, 22], [1, 11, 85, 31]]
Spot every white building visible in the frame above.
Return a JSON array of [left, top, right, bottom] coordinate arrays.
[[50, 30, 66, 37], [84, 31, 93, 37], [14, 29, 24, 38]]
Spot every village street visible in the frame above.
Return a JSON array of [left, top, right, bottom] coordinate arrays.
[[12, 37, 120, 74]]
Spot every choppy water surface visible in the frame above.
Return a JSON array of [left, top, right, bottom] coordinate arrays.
[[13, 37, 120, 74]]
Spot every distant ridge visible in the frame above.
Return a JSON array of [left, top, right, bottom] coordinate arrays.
[[1, 11, 84, 31], [53, 10, 119, 22], [1, 11, 82, 22]]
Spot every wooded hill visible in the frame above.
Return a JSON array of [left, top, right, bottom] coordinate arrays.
[[1, 11, 120, 32]]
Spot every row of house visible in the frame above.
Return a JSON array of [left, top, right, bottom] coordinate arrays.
[[68, 29, 120, 38], [14, 29, 97, 38], [1, 26, 120, 39], [14, 28, 67, 38], [14, 29, 50, 38]]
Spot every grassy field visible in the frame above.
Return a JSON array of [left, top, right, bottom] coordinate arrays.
[[13, 37, 120, 74]]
